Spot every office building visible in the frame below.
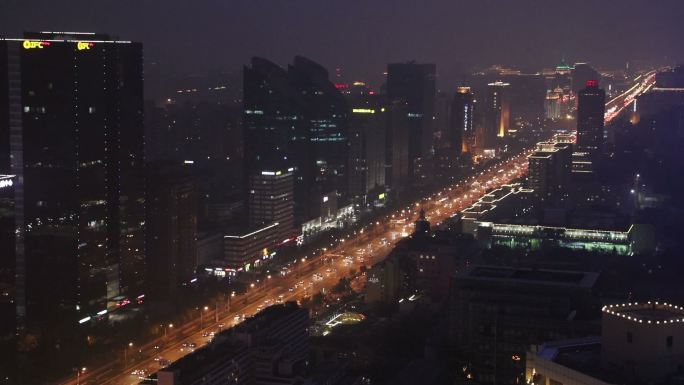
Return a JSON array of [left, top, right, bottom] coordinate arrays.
[[0, 175, 16, 337], [145, 163, 198, 298], [248, 169, 294, 242], [243, 56, 348, 223], [232, 302, 309, 385], [526, 301, 684, 385], [451, 87, 474, 154], [574, 80, 606, 173], [503, 73, 546, 124], [385, 100, 410, 190], [386, 62, 436, 184], [157, 302, 309, 385], [528, 141, 572, 206], [223, 223, 280, 273], [345, 82, 386, 201], [483, 81, 511, 147], [0, 32, 144, 329], [572, 63, 601, 94], [365, 256, 402, 304], [544, 89, 562, 120], [450, 265, 600, 385]]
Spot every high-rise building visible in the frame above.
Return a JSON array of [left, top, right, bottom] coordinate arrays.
[[483, 82, 511, 148], [145, 163, 198, 299], [0, 175, 16, 337], [248, 169, 294, 242], [451, 87, 474, 154], [289, 57, 349, 202], [386, 62, 436, 185], [571, 63, 600, 94], [385, 100, 410, 190], [0, 32, 144, 330], [576, 80, 606, 156], [528, 141, 572, 206], [345, 82, 387, 202], [544, 89, 562, 120], [243, 57, 348, 223]]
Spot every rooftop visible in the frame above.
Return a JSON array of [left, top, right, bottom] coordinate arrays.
[[155, 337, 246, 384], [233, 301, 301, 334], [534, 337, 627, 384], [462, 265, 599, 288], [602, 301, 684, 324]]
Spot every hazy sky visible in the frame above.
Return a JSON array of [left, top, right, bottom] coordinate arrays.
[[2, 0, 682, 89]]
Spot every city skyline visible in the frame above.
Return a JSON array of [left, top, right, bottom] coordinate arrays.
[[2, 3, 684, 385], [1, 0, 683, 90]]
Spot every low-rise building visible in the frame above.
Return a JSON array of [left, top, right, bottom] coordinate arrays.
[[526, 301, 684, 385]]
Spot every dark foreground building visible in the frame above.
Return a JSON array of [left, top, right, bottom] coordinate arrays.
[[154, 302, 309, 385], [450, 265, 600, 385], [0, 32, 144, 333]]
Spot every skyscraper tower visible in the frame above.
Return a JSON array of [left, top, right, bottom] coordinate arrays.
[[248, 168, 295, 242], [386, 62, 436, 185], [243, 56, 348, 223], [345, 82, 386, 201], [451, 87, 474, 154], [571, 63, 601, 94], [576, 80, 606, 156], [0, 32, 145, 329], [484, 82, 511, 148]]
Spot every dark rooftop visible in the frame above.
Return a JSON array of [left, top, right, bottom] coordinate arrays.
[[462, 265, 599, 288]]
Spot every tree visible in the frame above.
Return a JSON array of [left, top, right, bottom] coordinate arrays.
[[332, 277, 352, 294]]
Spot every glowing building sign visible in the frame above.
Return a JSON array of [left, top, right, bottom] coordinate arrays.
[[77, 42, 94, 50], [0, 176, 14, 189], [352, 108, 375, 114], [23, 40, 50, 49]]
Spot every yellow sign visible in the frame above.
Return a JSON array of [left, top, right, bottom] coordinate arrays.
[[77, 42, 94, 51], [352, 108, 375, 114], [23, 40, 49, 49]]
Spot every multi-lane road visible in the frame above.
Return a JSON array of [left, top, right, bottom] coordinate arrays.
[[64, 153, 530, 385], [61, 70, 657, 385]]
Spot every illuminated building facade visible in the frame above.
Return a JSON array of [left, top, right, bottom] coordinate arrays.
[[483, 81, 511, 147], [0, 32, 144, 329], [387, 62, 436, 185], [451, 87, 474, 154], [528, 141, 572, 207], [224, 223, 280, 272], [544, 90, 562, 120], [461, 184, 653, 255], [248, 169, 294, 242]]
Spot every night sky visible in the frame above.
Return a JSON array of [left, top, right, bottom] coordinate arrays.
[[2, 0, 683, 89]]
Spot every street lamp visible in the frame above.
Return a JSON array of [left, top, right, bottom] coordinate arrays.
[[164, 323, 174, 338], [124, 342, 133, 367], [75, 367, 86, 385], [199, 306, 209, 329]]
